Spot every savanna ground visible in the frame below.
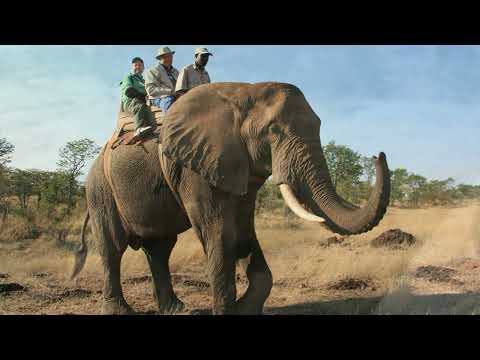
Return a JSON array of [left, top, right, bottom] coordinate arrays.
[[1, 202, 480, 315]]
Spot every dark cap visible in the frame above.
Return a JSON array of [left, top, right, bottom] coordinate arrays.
[[132, 57, 144, 64]]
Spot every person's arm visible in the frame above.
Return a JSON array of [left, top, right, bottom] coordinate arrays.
[[145, 67, 175, 97], [122, 74, 134, 97], [125, 87, 144, 98], [175, 67, 189, 94], [121, 75, 145, 100]]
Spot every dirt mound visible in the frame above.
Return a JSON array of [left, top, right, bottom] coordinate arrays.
[[320, 236, 348, 248], [0, 283, 27, 294], [414, 266, 464, 285], [447, 257, 480, 271], [327, 278, 374, 291], [371, 229, 416, 249]]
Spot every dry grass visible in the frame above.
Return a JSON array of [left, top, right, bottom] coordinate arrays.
[[1, 202, 480, 314]]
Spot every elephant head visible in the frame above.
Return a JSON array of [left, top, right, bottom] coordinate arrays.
[[161, 82, 390, 235]]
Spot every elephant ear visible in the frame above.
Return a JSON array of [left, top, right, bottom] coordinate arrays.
[[161, 88, 250, 196]]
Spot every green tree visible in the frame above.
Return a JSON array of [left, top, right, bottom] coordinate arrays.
[[57, 138, 101, 208], [27, 169, 50, 209], [323, 141, 363, 203], [456, 184, 480, 200], [9, 169, 35, 211], [391, 168, 409, 205], [0, 137, 15, 221], [421, 178, 455, 206], [256, 180, 282, 213], [406, 173, 427, 207], [42, 171, 70, 208], [0, 167, 12, 224], [0, 137, 14, 169], [360, 156, 376, 199]]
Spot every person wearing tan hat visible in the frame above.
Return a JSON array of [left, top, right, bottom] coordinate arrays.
[[175, 47, 213, 97], [144, 46, 180, 113]]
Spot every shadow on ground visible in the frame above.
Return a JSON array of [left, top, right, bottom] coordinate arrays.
[[265, 291, 480, 315]]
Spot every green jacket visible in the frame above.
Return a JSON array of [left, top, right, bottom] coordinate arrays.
[[120, 72, 147, 107]]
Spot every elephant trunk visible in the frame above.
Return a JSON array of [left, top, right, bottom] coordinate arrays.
[[308, 152, 390, 235], [273, 140, 390, 235]]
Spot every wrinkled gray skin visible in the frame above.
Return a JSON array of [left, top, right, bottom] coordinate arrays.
[[71, 82, 390, 315]]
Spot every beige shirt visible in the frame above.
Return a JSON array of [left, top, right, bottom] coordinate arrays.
[[175, 63, 211, 93], [144, 63, 179, 99]]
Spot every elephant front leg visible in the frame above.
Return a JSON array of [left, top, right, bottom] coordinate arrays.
[[235, 237, 273, 315], [206, 245, 237, 315], [142, 236, 185, 315], [192, 212, 238, 314]]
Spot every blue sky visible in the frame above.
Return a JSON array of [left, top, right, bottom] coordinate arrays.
[[0, 45, 479, 184]]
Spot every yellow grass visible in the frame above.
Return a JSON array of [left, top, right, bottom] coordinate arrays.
[[1, 202, 479, 314]]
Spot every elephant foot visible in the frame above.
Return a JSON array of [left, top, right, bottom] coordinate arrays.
[[102, 297, 135, 315], [157, 295, 185, 315]]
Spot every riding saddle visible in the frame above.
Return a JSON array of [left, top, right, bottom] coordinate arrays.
[[109, 105, 165, 149]]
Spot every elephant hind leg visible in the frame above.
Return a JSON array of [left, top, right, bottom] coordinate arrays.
[[86, 161, 133, 314], [89, 207, 133, 315], [142, 235, 185, 315]]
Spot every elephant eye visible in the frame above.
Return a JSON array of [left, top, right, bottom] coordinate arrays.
[[270, 124, 282, 135]]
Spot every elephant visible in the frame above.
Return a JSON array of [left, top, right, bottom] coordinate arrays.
[[70, 82, 391, 315]]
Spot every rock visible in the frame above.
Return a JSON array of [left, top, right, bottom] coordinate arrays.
[[0, 273, 9, 279], [371, 229, 416, 249], [0, 283, 26, 294]]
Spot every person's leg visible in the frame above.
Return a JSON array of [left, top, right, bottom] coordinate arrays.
[[159, 96, 175, 113], [150, 98, 162, 107], [126, 98, 152, 131]]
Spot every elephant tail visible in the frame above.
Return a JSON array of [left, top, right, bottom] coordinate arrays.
[[70, 211, 90, 280]]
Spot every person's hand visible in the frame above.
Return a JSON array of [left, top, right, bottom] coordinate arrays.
[[175, 90, 186, 99], [126, 87, 141, 98]]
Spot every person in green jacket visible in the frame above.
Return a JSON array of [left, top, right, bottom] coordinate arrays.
[[120, 57, 156, 139]]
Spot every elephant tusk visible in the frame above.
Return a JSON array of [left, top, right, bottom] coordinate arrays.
[[279, 184, 326, 223]]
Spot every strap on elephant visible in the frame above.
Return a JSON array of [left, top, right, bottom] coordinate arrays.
[[110, 125, 161, 150], [102, 135, 142, 249]]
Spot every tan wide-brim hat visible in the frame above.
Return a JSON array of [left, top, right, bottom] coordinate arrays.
[[194, 47, 213, 56], [156, 46, 176, 59]]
